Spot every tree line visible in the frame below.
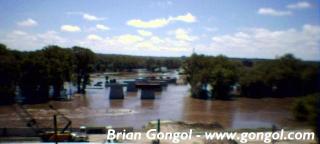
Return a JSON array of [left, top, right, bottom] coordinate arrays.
[[1, 43, 319, 104], [183, 53, 320, 134], [183, 53, 319, 99], [0, 44, 96, 104], [0, 43, 182, 105], [95, 54, 182, 72]]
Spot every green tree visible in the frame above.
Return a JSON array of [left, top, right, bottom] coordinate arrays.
[[209, 56, 239, 99], [42, 45, 73, 99], [183, 54, 211, 99], [72, 46, 96, 94], [292, 93, 319, 139], [240, 54, 318, 97], [184, 54, 239, 99], [0, 44, 18, 105], [19, 51, 50, 103]]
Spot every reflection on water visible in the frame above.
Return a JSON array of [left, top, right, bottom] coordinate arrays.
[[232, 113, 273, 129], [0, 73, 302, 129], [109, 100, 124, 108]]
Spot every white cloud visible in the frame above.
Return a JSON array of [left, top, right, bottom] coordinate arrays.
[[258, 8, 292, 16], [85, 24, 110, 32], [137, 30, 153, 37], [169, 28, 198, 41], [67, 12, 105, 21], [2, 30, 37, 50], [60, 25, 81, 32], [37, 31, 66, 44], [17, 18, 38, 27], [83, 13, 105, 21], [96, 24, 110, 31], [85, 34, 143, 45], [150, 36, 164, 43], [169, 13, 196, 23], [127, 13, 196, 28], [116, 34, 144, 44], [200, 25, 320, 60], [0, 30, 192, 56], [10, 30, 27, 36], [87, 34, 103, 41], [77, 33, 192, 56], [134, 36, 191, 53], [127, 18, 170, 28], [0, 30, 68, 51], [287, 1, 312, 9]]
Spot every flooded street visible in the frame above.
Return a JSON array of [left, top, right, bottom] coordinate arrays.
[[0, 73, 304, 130]]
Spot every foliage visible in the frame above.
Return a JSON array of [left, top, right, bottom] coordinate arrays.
[[184, 53, 319, 100], [184, 54, 239, 99], [0, 43, 183, 104], [96, 54, 182, 72], [0, 44, 18, 104], [292, 93, 319, 132], [0, 42, 319, 104], [72, 46, 96, 94], [42, 45, 73, 98], [240, 54, 319, 97], [209, 56, 240, 99], [19, 51, 50, 103]]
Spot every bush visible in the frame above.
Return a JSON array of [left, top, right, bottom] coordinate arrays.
[[183, 54, 239, 100], [240, 54, 319, 97], [292, 93, 319, 129]]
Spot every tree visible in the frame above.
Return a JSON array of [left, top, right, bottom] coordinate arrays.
[[183, 54, 212, 99], [183, 54, 239, 100], [239, 54, 318, 97], [292, 93, 319, 140], [72, 46, 96, 94], [19, 51, 50, 103], [209, 56, 239, 99], [42, 45, 73, 99], [0, 44, 18, 105]]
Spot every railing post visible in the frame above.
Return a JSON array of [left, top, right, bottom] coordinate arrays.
[[53, 115, 58, 144]]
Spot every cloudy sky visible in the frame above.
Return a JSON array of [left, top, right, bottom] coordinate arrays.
[[0, 0, 319, 60]]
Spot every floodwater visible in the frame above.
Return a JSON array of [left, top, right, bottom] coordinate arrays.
[[0, 72, 305, 130]]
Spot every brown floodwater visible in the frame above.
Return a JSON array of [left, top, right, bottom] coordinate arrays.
[[0, 73, 306, 130]]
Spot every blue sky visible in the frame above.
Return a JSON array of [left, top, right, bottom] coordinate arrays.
[[0, 0, 319, 60]]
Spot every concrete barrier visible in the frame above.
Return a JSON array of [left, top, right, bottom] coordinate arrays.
[[140, 89, 155, 99], [123, 81, 138, 92], [109, 84, 125, 99]]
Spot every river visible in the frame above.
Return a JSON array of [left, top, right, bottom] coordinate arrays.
[[0, 72, 305, 130]]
